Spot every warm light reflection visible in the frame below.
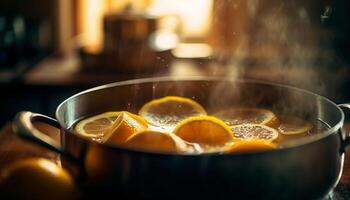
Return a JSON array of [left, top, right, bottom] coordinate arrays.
[[147, 0, 213, 38], [79, 0, 105, 46], [38, 159, 61, 176], [172, 43, 212, 58], [78, 0, 213, 45], [150, 31, 179, 51]]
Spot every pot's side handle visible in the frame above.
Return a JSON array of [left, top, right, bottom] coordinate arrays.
[[338, 104, 350, 146], [13, 111, 64, 154]]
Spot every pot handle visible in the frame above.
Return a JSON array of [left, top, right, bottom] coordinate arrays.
[[13, 111, 77, 163], [338, 104, 350, 146]]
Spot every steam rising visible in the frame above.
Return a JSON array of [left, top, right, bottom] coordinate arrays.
[[213, 0, 332, 90], [209, 0, 335, 116]]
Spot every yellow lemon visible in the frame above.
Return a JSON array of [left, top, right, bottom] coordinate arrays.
[[225, 140, 277, 153], [75, 111, 147, 144], [126, 130, 183, 153], [173, 116, 234, 147], [0, 158, 78, 200], [231, 123, 279, 141], [213, 108, 279, 127], [278, 116, 313, 135], [139, 96, 207, 131]]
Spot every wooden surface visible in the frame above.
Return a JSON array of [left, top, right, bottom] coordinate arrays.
[[1, 122, 350, 199], [0, 122, 60, 166]]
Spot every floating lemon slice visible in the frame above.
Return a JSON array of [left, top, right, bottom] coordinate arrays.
[[213, 108, 279, 127], [230, 124, 279, 141], [173, 116, 234, 147], [126, 130, 183, 153], [75, 111, 147, 143], [225, 140, 277, 153], [139, 96, 207, 131], [75, 112, 120, 140], [278, 116, 313, 135]]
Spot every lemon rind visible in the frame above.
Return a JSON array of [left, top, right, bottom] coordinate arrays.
[[138, 96, 207, 117]]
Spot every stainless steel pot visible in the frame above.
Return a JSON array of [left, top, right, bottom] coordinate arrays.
[[13, 77, 350, 199]]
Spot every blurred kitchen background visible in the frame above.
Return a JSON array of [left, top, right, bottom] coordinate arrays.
[[0, 0, 349, 126]]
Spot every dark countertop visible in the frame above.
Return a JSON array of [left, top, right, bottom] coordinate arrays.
[[19, 53, 350, 104], [22, 54, 225, 87]]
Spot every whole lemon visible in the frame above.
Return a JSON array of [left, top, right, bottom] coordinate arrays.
[[0, 158, 79, 200]]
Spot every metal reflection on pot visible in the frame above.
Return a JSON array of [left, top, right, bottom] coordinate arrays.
[[13, 77, 350, 199]]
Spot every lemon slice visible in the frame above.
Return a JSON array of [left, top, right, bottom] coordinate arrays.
[[75, 111, 147, 143], [173, 116, 234, 147], [139, 96, 207, 131], [75, 112, 120, 140], [225, 140, 277, 153], [125, 130, 182, 153], [278, 116, 313, 135], [231, 124, 279, 141], [213, 108, 279, 127]]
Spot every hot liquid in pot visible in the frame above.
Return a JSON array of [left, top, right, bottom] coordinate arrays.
[[72, 109, 328, 154]]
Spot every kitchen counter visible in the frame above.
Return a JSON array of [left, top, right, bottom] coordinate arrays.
[[22, 54, 226, 87], [1, 122, 350, 199], [20, 53, 350, 103]]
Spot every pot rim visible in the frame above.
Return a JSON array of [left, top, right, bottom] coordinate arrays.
[[56, 76, 345, 156]]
